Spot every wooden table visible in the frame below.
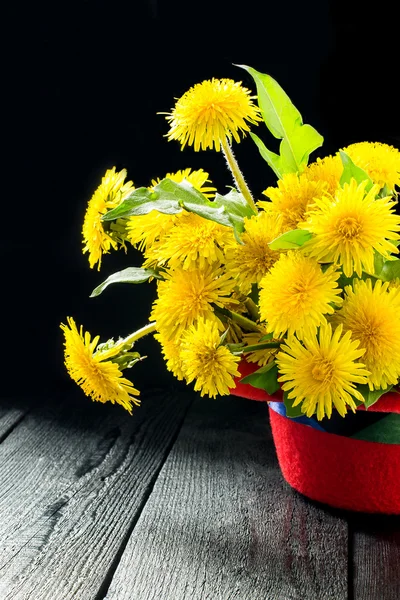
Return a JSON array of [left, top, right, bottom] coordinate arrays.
[[0, 386, 399, 599]]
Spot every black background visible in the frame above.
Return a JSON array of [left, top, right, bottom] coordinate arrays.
[[4, 0, 400, 397]]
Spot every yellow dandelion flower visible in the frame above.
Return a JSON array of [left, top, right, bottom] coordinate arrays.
[[260, 173, 328, 230], [224, 211, 283, 293], [60, 317, 140, 414], [304, 154, 343, 196], [164, 78, 262, 152], [180, 318, 240, 398], [125, 168, 216, 252], [334, 279, 400, 390], [277, 323, 369, 421], [82, 167, 134, 270], [242, 329, 278, 366], [342, 141, 400, 190], [154, 331, 185, 381], [277, 323, 369, 420], [301, 179, 400, 277], [259, 251, 342, 339], [144, 212, 235, 271], [151, 265, 237, 339], [126, 212, 180, 253], [150, 168, 216, 198]]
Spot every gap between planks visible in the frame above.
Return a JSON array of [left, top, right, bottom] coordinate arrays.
[[102, 394, 349, 600], [0, 384, 194, 600]]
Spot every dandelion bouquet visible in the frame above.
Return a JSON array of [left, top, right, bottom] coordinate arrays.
[[61, 65, 400, 469]]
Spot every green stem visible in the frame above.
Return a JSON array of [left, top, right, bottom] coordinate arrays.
[[244, 297, 260, 321], [121, 322, 157, 347], [214, 306, 262, 332], [240, 342, 282, 352], [220, 136, 257, 213]]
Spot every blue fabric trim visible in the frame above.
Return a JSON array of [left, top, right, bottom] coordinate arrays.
[[269, 401, 326, 432]]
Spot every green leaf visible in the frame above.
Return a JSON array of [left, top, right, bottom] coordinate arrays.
[[249, 283, 259, 306], [283, 391, 304, 418], [337, 271, 377, 290], [177, 185, 254, 243], [373, 251, 385, 278], [240, 342, 281, 352], [339, 151, 374, 192], [240, 67, 302, 140], [378, 259, 400, 282], [239, 362, 280, 394], [213, 188, 256, 230], [102, 179, 253, 242], [351, 414, 400, 444], [259, 333, 274, 342], [219, 328, 230, 347], [112, 352, 143, 369], [90, 267, 161, 297], [102, 179, 216, 222], [238, 65, 323, 174], [337, 273, 357, 290], [356, 384, 392, 409], [268, 229, 312, 250], [250, 133, 291, 179], [379, 184, 392, 197], [102, 186, 183, 221], [287, 124, 325, 168]]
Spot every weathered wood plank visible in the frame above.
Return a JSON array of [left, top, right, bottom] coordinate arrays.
[[353, 515, 400, 600], [105, 395, 348, 600], [0, 399, 31, 441], [0, 386, 193, 599]]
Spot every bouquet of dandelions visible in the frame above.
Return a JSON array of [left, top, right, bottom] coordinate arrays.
[[61, 65, 400, 429]]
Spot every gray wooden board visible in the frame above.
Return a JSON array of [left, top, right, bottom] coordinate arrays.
[[0, 398, 31, 441], [104, 394, 348, 600], [0, 386, 193, 599], [352, 515, 400, 600]]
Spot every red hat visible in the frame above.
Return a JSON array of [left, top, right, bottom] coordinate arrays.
[[231, 360, 400, 514]]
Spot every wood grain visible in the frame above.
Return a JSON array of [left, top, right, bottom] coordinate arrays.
[[0, 386, 193, 599], [352, 515, 400, 600], [0, 398, 31, 441], [104, 394, 348, 600]]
